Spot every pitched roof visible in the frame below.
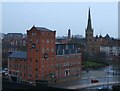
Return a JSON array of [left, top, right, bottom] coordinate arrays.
[[35, 27, 53, 32], [9, 51, 27, 59]]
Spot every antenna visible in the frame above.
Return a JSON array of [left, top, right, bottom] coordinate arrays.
[[100, 28, 102, 35]]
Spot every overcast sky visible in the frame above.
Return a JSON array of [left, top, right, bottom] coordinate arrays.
[[2, 2, 118, 38]]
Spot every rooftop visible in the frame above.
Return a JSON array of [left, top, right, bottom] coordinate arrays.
[[34, 26, 53, 32]]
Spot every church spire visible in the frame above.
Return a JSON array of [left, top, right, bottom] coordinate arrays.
[[68, 29, 71, 39], [87, 7, 92, 30]]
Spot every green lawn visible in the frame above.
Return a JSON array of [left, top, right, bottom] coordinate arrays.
[[82, 61, 105, 69]]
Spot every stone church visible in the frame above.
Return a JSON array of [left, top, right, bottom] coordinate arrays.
[[85, 8, 116, 54]]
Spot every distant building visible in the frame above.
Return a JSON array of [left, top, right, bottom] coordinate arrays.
[[23, 34, 27, 38], [0, 33, 4, 39], [2, 33, 23, 52], [85, 8, 119, 55], [56, 43, 81, 55], [100, 45, 120, 56], [73, 35, 83, 39]]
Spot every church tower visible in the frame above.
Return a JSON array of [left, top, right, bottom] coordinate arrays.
[[85, 8, 93, 42], [85, 8, 94, 53]]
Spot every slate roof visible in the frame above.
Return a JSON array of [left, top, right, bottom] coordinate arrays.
[[35, 27, 53, 32], [9, 51, 27, 59]]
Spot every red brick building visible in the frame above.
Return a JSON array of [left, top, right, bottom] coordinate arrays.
[[26, 26, 56, 82], [8, 52, 27, 82], [8, 26, 82, 84], [56, 53, 82, 82]]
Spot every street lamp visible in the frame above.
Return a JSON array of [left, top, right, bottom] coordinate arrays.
[[107, 65, 110, 90]]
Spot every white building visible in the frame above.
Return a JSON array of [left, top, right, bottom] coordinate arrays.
[[100, 45, 120, 56], [73, 35, 83, 39]]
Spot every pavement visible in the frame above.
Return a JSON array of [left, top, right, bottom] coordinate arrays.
[[67, 82, 119, 89], [53, 66, 119, 89]]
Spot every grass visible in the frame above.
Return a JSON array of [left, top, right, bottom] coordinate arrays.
[[82, 61, 105, 69]]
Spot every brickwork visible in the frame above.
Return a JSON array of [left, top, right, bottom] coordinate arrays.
[[8, 26, 82, 84]]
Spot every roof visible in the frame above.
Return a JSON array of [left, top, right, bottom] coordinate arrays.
[[9, 51, 27, 59], [35, 27, 53, 32]]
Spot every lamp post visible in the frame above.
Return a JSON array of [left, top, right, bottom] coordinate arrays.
[[107, 65, 110, 90]]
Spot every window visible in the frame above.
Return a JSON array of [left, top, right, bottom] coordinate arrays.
[[16, 64, 18, 68], [42, 66, 44, 69], [48, 33, 50, 36], [47, 40, 49, 43], [89, 39, 91, 41], [42, 32, 44, 35], [24, 74, 26, 77], [42, 74, 44, 78], [29, 74, 32, 78], [42, 58, 44, 63], [9, 71, 11, 74], [29, 67, 32, 71], [9, 64, 11, 67], [30, 48, 32, 51], [32, 32, 36, 36], [20, 73, 22, 76], [47, 48, 49, 52], [14, 72, 15, 75], [52, 48, 54, 53], [36, 49, 38, 52], [42, 40, 44, 43], [46, 58, 49, 61], [36, 75, 38, 79], [36, 68, 38, 71], [24, 65, 26, 69], [20, 64, 21, 68], [36, 39, 38, 43], [30, 58, 32, 62], [51, 40, 54, 43], [36, 59, 38, 62], [16, 72, 18, 75], [51, 64, 54, 69], [52, 58, 54, 61], [42, 48, 44, 53], [30, 39, 32, 43], [47, 65, 49, 69]]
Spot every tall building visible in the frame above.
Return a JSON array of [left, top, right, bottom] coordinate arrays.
[[26, 26, 56, 82]]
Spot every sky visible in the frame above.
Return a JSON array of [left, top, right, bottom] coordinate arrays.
[[2, 2, 118, 38]]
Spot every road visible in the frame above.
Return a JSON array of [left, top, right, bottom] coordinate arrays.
[[54, 65, 119, 89]]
